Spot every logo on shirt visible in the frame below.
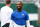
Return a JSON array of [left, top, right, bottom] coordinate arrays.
[[22, 14, 24, 15]]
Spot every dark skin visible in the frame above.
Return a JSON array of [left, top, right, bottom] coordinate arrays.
[[13, 2, 23, 27], [17, 2, 23, 12]]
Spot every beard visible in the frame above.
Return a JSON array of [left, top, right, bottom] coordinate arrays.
[[17, 7, 22, 10]]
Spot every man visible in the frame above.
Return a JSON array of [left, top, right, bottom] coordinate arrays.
[[11, 1, 30, 27], [1, 0, 13, 27]]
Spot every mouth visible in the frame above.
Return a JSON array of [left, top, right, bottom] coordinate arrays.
[[17, 7, 21, 9], [18, 7, 20, 9]]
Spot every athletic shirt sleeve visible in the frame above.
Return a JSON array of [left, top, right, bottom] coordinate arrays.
[[11, 11, 15, 20], [11, 12, 14, 20], [25, 12, 29, 21]]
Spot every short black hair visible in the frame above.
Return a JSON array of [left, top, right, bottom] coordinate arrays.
[[18, 1, 23, 5], [6, 0, 11, 4]]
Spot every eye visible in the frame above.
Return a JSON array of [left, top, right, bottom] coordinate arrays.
[[17, 4, 22, 5]]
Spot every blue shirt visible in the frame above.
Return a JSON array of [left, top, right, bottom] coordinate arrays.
[[11, 10, 29, 25]]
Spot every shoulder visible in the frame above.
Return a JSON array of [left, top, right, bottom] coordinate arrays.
[[9, 8, 13, 12], [9, 8, 13, 10], [23, 10, 28, 14], [6, 7, 13, 12], [23, 10, 29, 17], [1, 6, 5, 9], [1, 6, 6, 11], [7, 7, 13, 11], [11, 10, 17, 14]]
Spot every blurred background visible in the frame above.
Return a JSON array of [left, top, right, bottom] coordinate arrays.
[[0, 0, 40, 27]]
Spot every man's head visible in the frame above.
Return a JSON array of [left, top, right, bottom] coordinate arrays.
[[6, 0, 11, 7], [17, 1, 23, 10]]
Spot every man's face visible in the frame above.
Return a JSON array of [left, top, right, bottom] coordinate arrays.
[[17, 2, 23, 10]]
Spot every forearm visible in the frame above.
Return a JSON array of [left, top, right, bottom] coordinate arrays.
[[9, 20, 14, 27], [26, 20, 30, 27]]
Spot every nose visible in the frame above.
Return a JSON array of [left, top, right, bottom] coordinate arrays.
[[17, 5, 20, 6]]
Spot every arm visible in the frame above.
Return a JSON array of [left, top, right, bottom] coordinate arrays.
[[9, 12, 14, 27], [9, 9, 14, 27], [26, 20, 30, 27], [9, 20, 14, 27], [25, 13, 30, 27]]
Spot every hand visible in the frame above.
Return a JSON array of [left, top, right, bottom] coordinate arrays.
[[30, 25, 34, 27], [27, 25, 34, 27], [13, 25, 14, 27]]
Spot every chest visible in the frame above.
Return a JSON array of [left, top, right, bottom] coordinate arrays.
[[14, 12, 25, 18]]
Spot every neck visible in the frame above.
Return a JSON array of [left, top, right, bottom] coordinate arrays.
[[6, 4, 10, 7], [17, 9, 22, 12]]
